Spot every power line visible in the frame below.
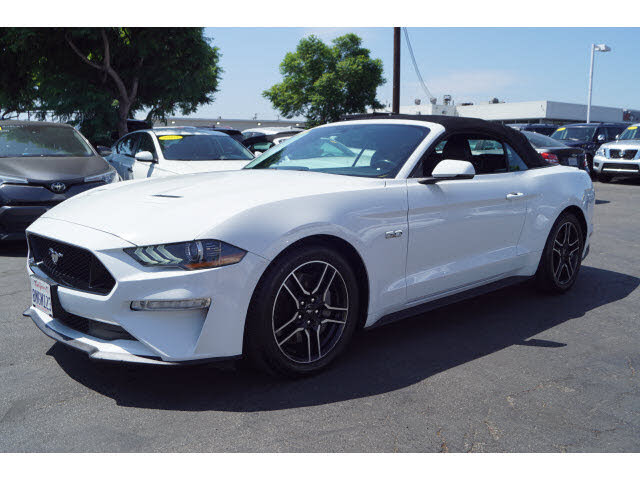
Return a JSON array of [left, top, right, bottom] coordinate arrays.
[[402, 27, 434, 102]]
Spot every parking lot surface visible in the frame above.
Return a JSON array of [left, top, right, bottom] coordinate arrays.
[[0, 180, 639, 452]]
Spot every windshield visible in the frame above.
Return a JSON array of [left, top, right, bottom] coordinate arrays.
[[551, 126, 596, 143], [0, 124, 94, 158], [522, 131, 569, 148], [245, 123, 429, 178], [156, 133, 254, 161], [619, 126, 640, 141]]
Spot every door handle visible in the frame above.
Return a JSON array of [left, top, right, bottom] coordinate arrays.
[[506, 192, 524, 199]]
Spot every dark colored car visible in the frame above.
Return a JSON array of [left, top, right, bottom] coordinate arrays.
[[507, 123, 558, 136], [0, 121, 119, 241], [550, 122, 627, 175], [207, 126, 244, 144], [521, 131, 588, 171], [242, 131, 301, 155]]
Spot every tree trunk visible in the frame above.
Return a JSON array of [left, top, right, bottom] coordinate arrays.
[[117, 101, 130, 138]]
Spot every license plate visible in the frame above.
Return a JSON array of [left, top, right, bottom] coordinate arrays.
[[30, 276, 53, 317], [568, 156, 578, 166]]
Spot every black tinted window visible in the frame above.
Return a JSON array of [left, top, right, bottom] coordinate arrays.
[[156, 133, 253, 161], [136, 133, 157, 159], [117, 134, 138, 156]]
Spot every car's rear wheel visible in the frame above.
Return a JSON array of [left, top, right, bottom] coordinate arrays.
[[245, 244, 360, 378], [534, 212, 584, 293], [597, 173, 612, 183]]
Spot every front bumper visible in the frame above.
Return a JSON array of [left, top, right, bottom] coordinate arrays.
[[25, 217, 269, 364], [592, 155, 640, 177], [0, 182, 107, 240]]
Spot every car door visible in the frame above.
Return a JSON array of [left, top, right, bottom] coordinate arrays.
[[111, 133, 139, 180], [131, 132, 161, 178], [405, 136, 528, 304]]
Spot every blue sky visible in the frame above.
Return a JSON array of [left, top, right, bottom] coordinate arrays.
[[194, 27, 640, 120]]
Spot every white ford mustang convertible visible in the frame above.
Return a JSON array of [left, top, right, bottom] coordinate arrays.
[[24, 115, 595, 377]]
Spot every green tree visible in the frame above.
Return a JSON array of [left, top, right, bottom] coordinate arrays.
[[263, 34, 385, 127], [0, 28, 221, 140], [0, 29, 41, 119]]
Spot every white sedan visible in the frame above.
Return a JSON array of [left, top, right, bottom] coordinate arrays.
[[24, 115, 594, 377], [106, 128, 254, 180]]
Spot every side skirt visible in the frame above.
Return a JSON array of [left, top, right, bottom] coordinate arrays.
[[366, 275, 531, 330]]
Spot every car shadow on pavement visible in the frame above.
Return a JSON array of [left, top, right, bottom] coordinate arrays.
[[48, 265, 639, 412]]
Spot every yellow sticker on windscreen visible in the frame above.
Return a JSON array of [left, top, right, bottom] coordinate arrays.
[[557, 127, 566, 131], [158, 135, 183, 140], [628, 126, 638, 130]]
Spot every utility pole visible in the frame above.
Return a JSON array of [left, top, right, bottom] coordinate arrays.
[[392, 27, 401, 114]]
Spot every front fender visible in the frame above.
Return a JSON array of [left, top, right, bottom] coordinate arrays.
[[201, 182, 410, 317]]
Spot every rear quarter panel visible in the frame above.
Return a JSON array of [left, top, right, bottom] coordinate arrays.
[[517, 166, 594, 273]]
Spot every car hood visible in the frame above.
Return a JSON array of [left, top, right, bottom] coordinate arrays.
[[41, 169, 381, 246], [159, 159, 252, 174], [601, 140, 640, 150], [0, 155, 110, 181]]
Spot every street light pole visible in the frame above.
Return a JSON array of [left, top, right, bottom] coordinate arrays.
[[586, 43, 611, 124]]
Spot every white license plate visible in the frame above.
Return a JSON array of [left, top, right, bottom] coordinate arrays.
[[568, 156, 578, 166], [30, 276, 53, 317]]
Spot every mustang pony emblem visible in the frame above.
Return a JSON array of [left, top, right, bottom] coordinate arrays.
[[48, 248, 63, 265]]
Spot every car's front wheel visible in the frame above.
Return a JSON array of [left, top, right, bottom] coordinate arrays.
[[535, 212, 584, 293], [245, 244, 360, 377]]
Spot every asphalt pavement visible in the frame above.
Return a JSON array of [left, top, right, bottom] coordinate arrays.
[[0, 179, 638, 452]]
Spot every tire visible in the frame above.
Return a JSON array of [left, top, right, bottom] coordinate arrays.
[[597, 173, 612, 183], [244, 244, 361, 378], [534, 212, 584, 294]]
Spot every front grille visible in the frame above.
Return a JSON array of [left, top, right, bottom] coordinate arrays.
[[56, 311, 136, 341], [609, 149, 638, 160], [602, 163, 639, 172], [28, 234, 115, 295]]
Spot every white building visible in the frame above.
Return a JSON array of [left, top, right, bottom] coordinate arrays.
[[377, 100, 640, 124], [155, 117, 304, 131]]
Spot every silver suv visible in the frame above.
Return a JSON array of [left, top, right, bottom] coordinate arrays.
[[593, 123, 640, 182]]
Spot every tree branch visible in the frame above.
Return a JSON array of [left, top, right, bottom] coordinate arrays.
[[66, 34, 103, 71], [98, 28, 130, 104]]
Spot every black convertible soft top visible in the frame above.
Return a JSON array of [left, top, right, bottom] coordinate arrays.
[[341, 113, 548, 168]]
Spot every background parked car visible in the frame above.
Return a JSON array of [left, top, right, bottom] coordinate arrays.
[[207, 126, 244, 144], [242, 128, 304, 155], [0, 121, 118, 241], [550, 122, 627, 176], [106, 128, 255, 180], [506, 123, 558, 136], [521, 130, 588, 171], [592, 123, 640, 183]]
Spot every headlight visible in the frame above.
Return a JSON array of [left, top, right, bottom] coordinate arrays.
[[85, 168, 118, 184], [125, 240, 246, 270], [595, 147, 605, 156], [0, 174, 28, 186]]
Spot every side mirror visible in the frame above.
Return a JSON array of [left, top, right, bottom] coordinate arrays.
[[615, 134, 620, 140], [96, 146, 112, 157], [597, 134, 606, 142], [419, 159, 475, 184], [253, 151, 262, 157], [135, 151, 155, 162]]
